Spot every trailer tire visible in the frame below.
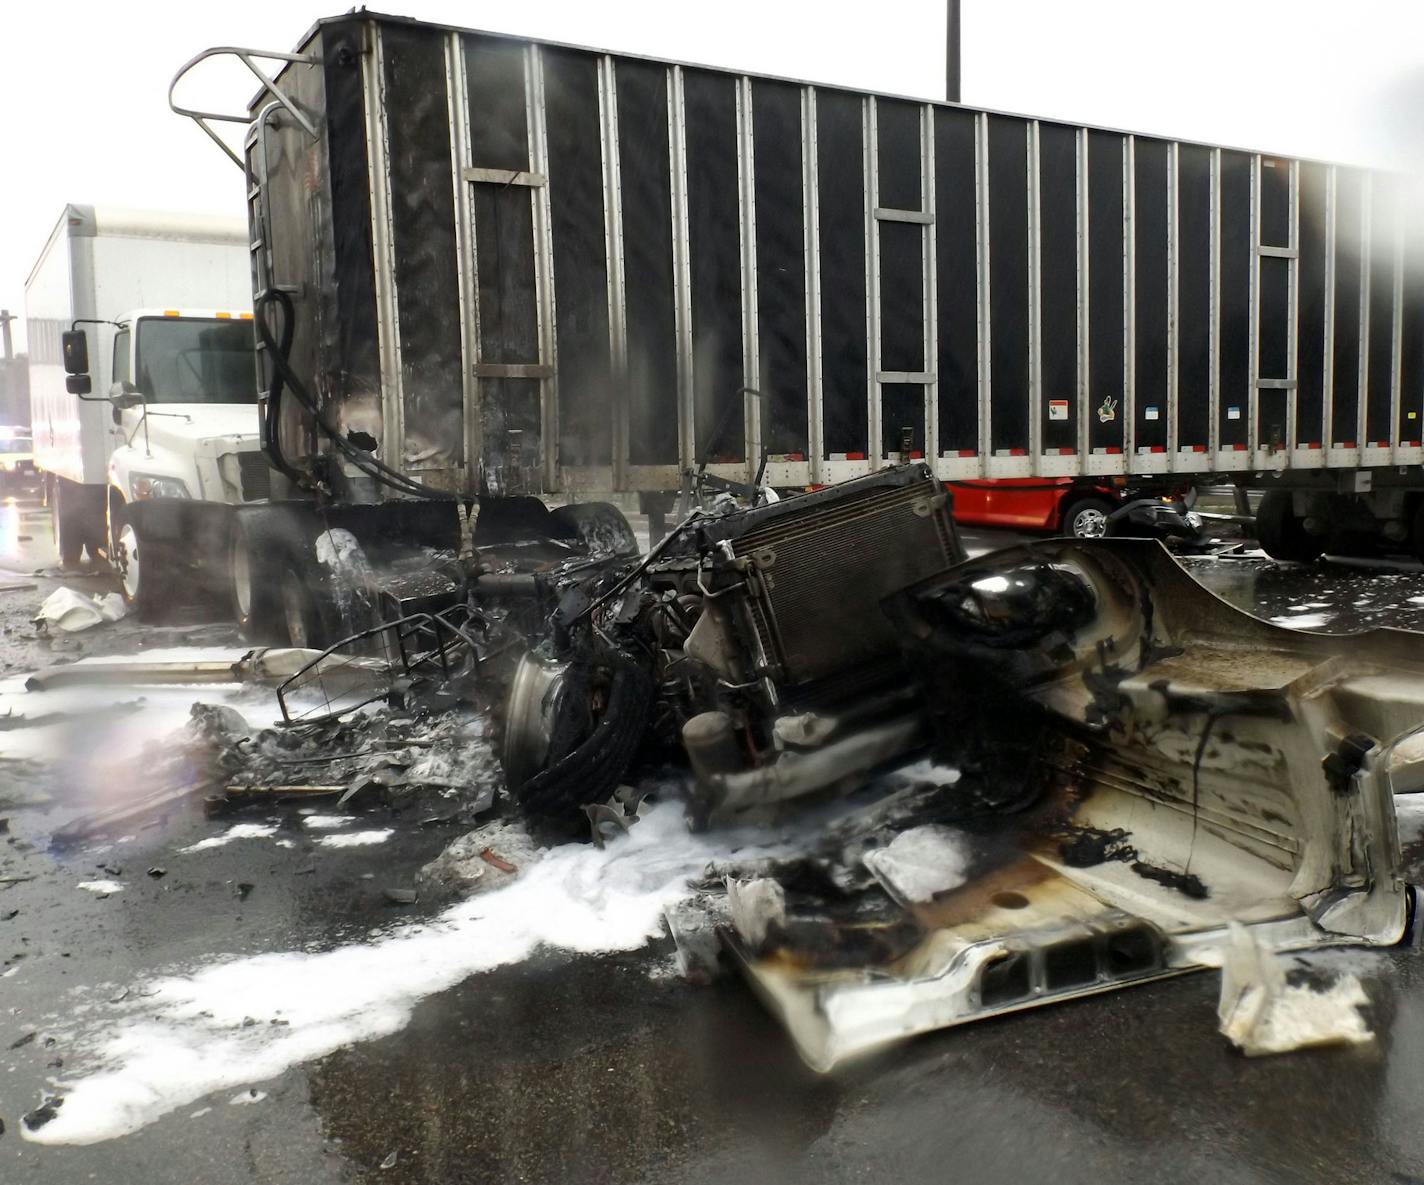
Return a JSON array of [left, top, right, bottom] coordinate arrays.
[[548, 502, 640, 557], [1256, 491, 1324, 563], [1061, 495, 1116, 539]]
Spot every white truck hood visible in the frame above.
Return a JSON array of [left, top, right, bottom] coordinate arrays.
[[134, 403, 260, 449]]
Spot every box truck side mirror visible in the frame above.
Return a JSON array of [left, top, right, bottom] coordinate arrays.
[[66, 373, 93, 396], [61, 329, 89, 376]]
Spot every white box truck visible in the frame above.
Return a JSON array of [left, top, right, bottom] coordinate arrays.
[[25, 205, 271, 613]]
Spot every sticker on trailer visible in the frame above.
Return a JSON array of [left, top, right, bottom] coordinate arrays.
[[1144, 406, 1160, 421], [1227, 406, 1241, 420], [1048, 400, 1069, 421], [1097, 396, 1118, 423]]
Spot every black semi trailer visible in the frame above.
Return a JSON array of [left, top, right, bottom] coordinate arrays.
[[170, 12, 1424, 630]]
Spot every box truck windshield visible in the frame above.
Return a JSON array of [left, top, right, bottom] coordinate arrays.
[[129, 316, 256, 405]]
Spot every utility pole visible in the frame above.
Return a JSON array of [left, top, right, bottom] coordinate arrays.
[[946, 0, 961, 103], [0, 310, 14, 361]]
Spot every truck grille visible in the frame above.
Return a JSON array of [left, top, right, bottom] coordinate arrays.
[[731, 474, 960, 690], [237, 451, 273, 502]]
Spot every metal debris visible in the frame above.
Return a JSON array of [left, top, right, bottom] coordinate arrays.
[[1217, 923, 1373, 1056]]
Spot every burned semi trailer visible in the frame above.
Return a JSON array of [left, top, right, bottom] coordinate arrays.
[[168, 12, 1424, 635]]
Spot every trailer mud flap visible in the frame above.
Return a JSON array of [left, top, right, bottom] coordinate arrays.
[[724, 539, 1416, 1070]]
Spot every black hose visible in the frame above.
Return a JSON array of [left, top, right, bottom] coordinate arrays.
[[254, 290, 454, 501], [254, 292, 306, 488]]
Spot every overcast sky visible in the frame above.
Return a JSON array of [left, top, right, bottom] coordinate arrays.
[[3, 0, 1423, 352]]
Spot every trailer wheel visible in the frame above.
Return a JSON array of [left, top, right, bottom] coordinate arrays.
[[1256, 490, 1324, 563], [548, 502, 640, 557], [1061, 495, 1115, 539]]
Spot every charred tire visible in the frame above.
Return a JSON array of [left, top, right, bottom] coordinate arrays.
[[231, 506, 328, 645], [1060, 495, 1116, 540], [512, 652, 654, 823], [548, 502, 640, 557], [1256, 490, 1324, 563]]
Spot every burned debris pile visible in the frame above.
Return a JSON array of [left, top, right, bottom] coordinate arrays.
[[14, 463, 1423, 1069]]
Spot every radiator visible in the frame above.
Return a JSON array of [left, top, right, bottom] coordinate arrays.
[[728, 468, 961, 692]]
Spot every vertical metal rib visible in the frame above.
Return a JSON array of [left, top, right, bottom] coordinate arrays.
[[922, 103, 939, 468], [1286, 159, 1300, 456], [668, 66, 695, 474], [526, 45, 559, 489], [736, 76, 760, 479], [445, 32, 479, 491], [1076, 128, 1090, 461], [1359, 172, 1372, 449], [1122, 135, 1136, 461], [1027, 121, 1043, 462], [362, 24, 405, 477], [864, 96, 882, 464], [1247, 154, 1260, 457], [803, 87, 824, 483], [1166, 141, 1179, 458], [1322, 165, 1337, 447], [1392, 182, 1406, 456], [598, 56, 629, 489], [1209, 148, 1221, 457], [975, 112, 991, 469]]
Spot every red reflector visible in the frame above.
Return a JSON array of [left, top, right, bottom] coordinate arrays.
[[843, 451, 866, 460], [1189, 444, 1207, 453], [1232, 444, 1248, 451], [956, 449, 977, 458], [1340, 442, 1357, 449], [1008, 448, 1027, 456], [909, 450, 924, 459], [1374, 441, 1390, 448], [1304, 442, 1322, 450], [1406, 441, 1422, 448], [1105, 446, 1122, 454], [784, 452, 805, 461], [1150, 446, 1165, 453]]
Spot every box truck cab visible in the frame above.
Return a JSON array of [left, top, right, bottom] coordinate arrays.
[[26, 206, 270, 614]]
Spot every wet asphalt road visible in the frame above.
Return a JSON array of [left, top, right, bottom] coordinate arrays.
[[4, 486, 1424, 1184]]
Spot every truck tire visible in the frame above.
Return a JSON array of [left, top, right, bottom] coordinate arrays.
[[1061, 495, 1116, 539], [1256, 490, 1325, 563], [53, 476, 101, 568], [111, 504, 172, 620], [231, 506, 328, 645]]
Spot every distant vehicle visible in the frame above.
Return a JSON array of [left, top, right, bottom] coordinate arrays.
[[26, 205, 270, 611], [0, 427, 35, 491]]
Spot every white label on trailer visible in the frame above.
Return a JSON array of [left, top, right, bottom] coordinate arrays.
[[1227, 406, 1241, 420], [1048, 400, 1069, 421], [1145, 406, 1160, 421]]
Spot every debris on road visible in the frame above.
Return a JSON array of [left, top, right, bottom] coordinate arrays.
[[32, 588, 126, 634], [76, 880, 123, 896], [1217, 923, 1374, 1056]]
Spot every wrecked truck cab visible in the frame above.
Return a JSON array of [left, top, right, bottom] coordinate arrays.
[[724, 538, 1416, 1071], [498, 464, 965, 826]]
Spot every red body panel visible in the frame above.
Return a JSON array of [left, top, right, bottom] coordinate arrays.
[[950, 478, 1117, 531]]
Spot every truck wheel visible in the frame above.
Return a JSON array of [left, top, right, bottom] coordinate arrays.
[[1061, 496, 1115, 539], [231, 507, 326, 645], [112, 505, 171, 619], [53, 477, 88, 568], [1256, 490, 1324, 563], [280, 564, 322, 649]]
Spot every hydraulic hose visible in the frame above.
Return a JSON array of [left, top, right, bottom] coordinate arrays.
[[254, 290, 454, 501]]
